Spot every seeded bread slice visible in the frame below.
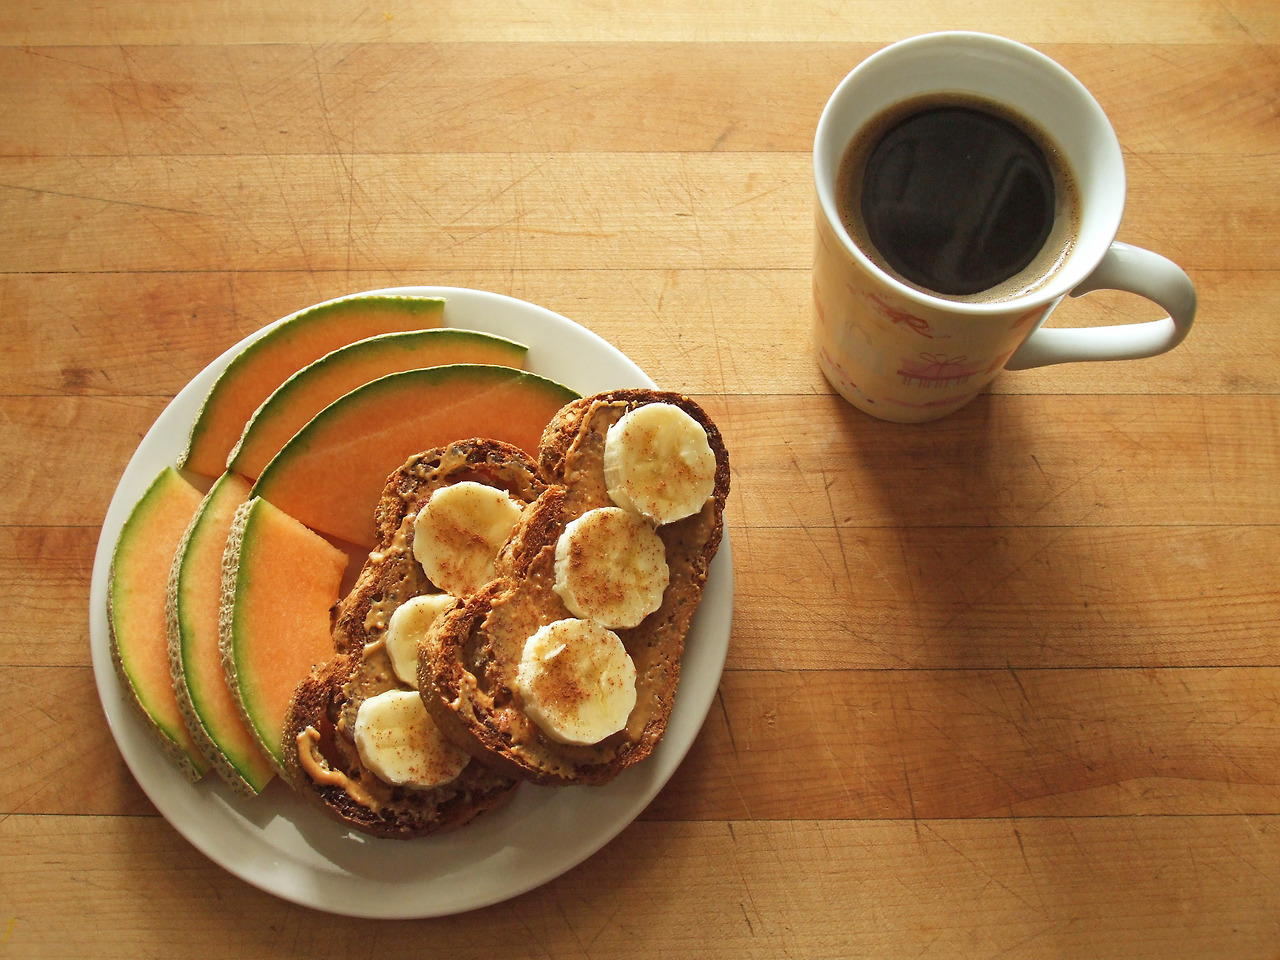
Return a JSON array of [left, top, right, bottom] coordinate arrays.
[[420, 390, 730, 785], [279, 440, 545, 838]]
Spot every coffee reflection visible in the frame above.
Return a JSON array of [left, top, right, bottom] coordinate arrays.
[[836, 92, 1081, 303]]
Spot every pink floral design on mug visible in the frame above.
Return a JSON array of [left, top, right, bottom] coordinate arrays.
[[813, 32, 1196, 423], [860, 291, 936, 339], [898, 353, 983, 388]]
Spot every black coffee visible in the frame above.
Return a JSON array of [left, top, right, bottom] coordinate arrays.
[[837, 93, 1079, 302]]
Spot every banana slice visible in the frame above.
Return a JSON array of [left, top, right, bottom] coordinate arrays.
[[353, 689, 471, 789], [413, 480, 523, 596], [384, 593, 456, 688], [514, 618, 637, 746], [553, 506, 668, 629], [603, 402, 717, 525]]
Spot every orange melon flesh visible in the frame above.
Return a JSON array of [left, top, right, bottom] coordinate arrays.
[[180, 295, 445, 477], [226, 328, 528, 480], [108, 467, 209, 780], [251, 364, 579, 548], [221, 497, 349, 770], [169, 471, 276, 795]]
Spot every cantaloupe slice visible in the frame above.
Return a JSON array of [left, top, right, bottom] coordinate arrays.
[[180, 294, 445, 477], [250, 364, 579, 548], [107, 467, 209, 781], [220, 496, 349, 773], [166, 471, 276, 796], [225, 328, 528, 480]]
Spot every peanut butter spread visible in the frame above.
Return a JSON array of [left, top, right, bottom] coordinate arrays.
[[344, 513, 427, 738], [477, 399, 717, 776], [350, 443, 522, 731], [296, 726, 383, 812], [315, 444, 541, 809]]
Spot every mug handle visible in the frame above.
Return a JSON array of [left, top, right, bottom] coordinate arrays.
[[1003, 241, 1196, 370]]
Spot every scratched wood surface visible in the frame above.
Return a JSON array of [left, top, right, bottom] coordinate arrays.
[[2, 1, 1279, 957]]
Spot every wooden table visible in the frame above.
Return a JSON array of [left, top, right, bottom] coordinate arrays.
[[4, 2, 1278, 956]]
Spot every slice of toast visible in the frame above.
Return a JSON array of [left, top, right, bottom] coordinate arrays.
[[279, 439, 546, 838], [420, 390, 730, 785]]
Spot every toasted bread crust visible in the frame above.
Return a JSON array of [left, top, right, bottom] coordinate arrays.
[[371, 437, 546, 560], [281, 653, 515, 838], [422, 390, 730, 785], [280, 440, 544, 837], [333, 439, 546, 656]]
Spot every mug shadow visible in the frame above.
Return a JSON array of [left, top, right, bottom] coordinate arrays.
[[824, 386, 1133, 951], [822, 384, 1126, 800], [829, 388, 1088, 671]]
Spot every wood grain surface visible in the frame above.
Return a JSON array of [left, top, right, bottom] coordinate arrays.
[[2, 1, 1277, 957]]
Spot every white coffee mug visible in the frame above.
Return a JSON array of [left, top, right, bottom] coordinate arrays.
[[813, 32, 1196, 423]]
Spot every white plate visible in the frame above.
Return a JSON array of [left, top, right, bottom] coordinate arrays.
[[88, 286, 733, 919]]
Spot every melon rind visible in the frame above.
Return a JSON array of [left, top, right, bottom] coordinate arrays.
[[180, 294, 445, 477], [219, 497, 349, 774], [107, 466, 209, 782], [250, 364, 580, 547], [166, 471, 275, 797], [225, 328, 529, 479]]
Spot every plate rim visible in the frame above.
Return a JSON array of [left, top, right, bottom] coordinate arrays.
[[87, 285, 733, 919]]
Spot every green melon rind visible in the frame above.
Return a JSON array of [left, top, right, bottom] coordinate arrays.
[[165, 473, 274, 798], [179, 294, 446, 476], [218, 497, 347, 776], [224, 328, 529, 476], [217, 497, 286, 773], [164, 480, 227, 780], [107, 466, 208, 783], [253, 364, 579, 476], [249, 364, 579, 545]]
